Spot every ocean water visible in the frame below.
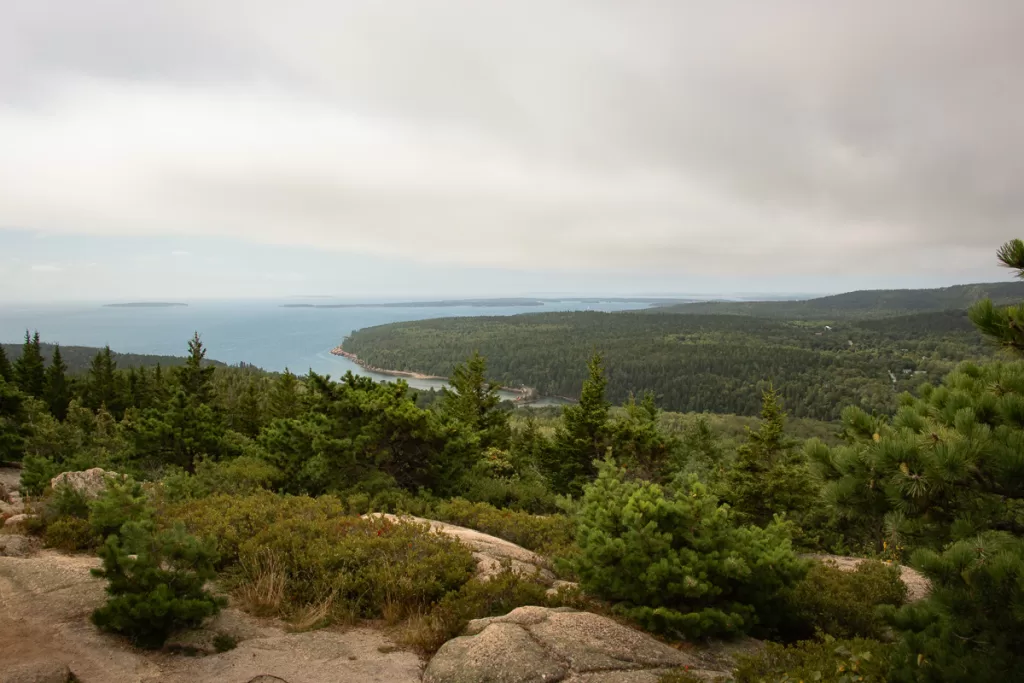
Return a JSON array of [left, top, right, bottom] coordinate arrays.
[[0, 299, 649, 396]]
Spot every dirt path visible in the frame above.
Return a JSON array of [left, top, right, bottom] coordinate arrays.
[[0, 550, 422, 683]]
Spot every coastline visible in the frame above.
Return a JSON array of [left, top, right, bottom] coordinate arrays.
[[330, 345, 537, 400]]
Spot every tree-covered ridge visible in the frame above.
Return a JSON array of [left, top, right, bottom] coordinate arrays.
[[343, 309, 995, 420], [652, 280, 1024, 319], [1, 342, 226, 373]]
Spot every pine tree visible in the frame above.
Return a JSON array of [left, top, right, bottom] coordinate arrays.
[[176, 333, 215, 404], [45, 344, 70, 420], [0, 346, 12, 382], [969, 238, 1024, 354], [91, 521, 223, 649], [543, 353, 611, 495], [13, 330, 46, 398], [439, 351, 511, 451]]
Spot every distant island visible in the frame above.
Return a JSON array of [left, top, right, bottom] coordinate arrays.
[[103, 302, 188, 308], [283, 298, 546, 309]]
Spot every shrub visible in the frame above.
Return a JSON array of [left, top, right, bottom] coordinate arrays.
[[159, 456, 282, 502], [785, 560, 907, 641], [89, 475, 153, 541], [19, 455, 61, 496], [44, 515, 96, 551], [572, 458, 807, 640], [164, 491, 348, 567], [91, 522, 224, 649], [432, 498, 575, 556], [400, 566, 553, 655], [236, 515, 475, 622], [733, 638, 892, 683]]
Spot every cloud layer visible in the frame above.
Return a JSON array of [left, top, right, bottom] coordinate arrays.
[[2, 1, 1023, 279]]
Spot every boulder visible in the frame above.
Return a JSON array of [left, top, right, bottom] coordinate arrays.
[[0, 661, 71, 683], [246, 678, 289, 683], [0, 534, 41, 558], [369, 514, 557, 584], [804, 553, 932, 603], [50, 468, 120, 499], [3, 514, 35, 531], [424, 606, 726, 683]]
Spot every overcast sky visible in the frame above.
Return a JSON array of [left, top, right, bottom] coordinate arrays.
[[2, 1, 1023, 301]]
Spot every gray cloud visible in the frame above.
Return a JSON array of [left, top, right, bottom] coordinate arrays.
[[1, 0, 1022, 279]]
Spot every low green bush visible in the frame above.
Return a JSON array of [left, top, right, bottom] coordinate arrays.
[[159, 456, 282, 502], [44, 515, 96, 551], [400, 566, 554, 655], [237, 514, 475, 622], [786, 560, 907, 641], [91, 522, 225, 649], [164, 491, 348, 567], [732, 638, 892, 683], [431, 498, 575, 556], [572, 458, 807, 640]]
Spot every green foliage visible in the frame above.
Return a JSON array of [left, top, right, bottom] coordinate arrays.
[[401, 567, 553, 654], [813, 361, 1024, 552], [44, 344, 71, 421], [88, 475, 153, 541], [0, 376, 30, 462], [159, 456, 282, 502], [787, 560, 907, 641], [259, 372, 476, 496], [732, 638, 893, 683], [238, 515, 475, 622], [884, 532, 1024, 683], [572, 457, 807, 639], [542, 353, 610, 494], [438, 351, 511, 451], [722, 387, 822, 546], [610, 392, 679, 481], [431, 498, 575, 556], [14, 331, 47, 399], [44, 516, 96, 551], [91, 521, 224, 649], [342, 307, 997, 421]]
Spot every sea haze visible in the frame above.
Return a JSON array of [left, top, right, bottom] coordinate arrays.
[[0, 299, 652, 392]]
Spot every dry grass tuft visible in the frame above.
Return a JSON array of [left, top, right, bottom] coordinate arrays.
[[235, 548, 286, 616]]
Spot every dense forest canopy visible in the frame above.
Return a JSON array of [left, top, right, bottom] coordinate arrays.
[[651, 280, 1024, 319], [1, 342, 226, 373], [343, 307, 997, 420]]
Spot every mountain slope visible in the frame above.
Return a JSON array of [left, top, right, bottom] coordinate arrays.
[[1, 343, 226, 374], [652, 281, 1024, 319]]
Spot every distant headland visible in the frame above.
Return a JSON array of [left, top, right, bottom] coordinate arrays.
[[283, 298, 546, 309], [103, 302, 188, 308]]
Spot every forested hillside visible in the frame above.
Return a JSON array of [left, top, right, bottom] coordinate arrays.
[[1, 341, 225, 373], [653, 280, 1024, 319], [343, 308, 996, 419]]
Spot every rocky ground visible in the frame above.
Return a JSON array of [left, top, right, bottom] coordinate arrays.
[[0, 467, 931, 683]]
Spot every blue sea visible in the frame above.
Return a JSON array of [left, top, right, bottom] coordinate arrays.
[[0, 299, 649, 396]]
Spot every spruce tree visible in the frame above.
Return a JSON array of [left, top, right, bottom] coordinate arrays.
[[723, 386, 818, 530], [543, 353, 611, 495], [86, 346, 120, 413], [176, 332, 215, 404], [268, 368, 301, 420], [45, 344, 70, 420], [0, 346, 12, 382], [13, 330, 46, 398], [0, 376, 29, 461], [439, 351, 511, 451]]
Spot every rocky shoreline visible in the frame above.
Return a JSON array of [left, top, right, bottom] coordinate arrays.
[[330, 345, 539, 402]]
